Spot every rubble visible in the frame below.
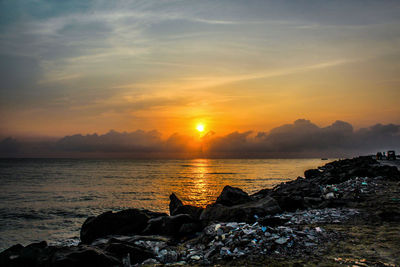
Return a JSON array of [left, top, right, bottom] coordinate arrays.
[[321, 176, 384, 200], [177, 221, 337, 264], [263, 208, 360, 225]]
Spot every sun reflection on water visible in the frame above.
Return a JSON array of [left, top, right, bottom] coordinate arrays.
[[184, 159, 212, 208]]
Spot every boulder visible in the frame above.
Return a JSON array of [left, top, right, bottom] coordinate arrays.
[[142, 214, 198, 236], [0, 244, 24, 267], [0, 241, 55, 267], [372, 165, 400, 180], [200, 196, 281, 223], [215, 185, 252, 206], [171, 205, 204, 220], [103, 240, 154, 264], [304, 169, 321, 179], [273, 195, 304, 211], [169, 193, 183, 214], [80, 208, 167, 244], [258, 216, 290, 227], [169, 193, 204, 220], [266, 177, 323, 212], [51, 245, 120, 267]]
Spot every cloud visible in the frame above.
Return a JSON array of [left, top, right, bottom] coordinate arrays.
[[1, 119, 399, 158]]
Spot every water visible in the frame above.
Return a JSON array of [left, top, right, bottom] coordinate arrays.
[[0, 158, 329, 250]]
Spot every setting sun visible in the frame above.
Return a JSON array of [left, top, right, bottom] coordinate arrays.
[[196, 124, 205, 133]]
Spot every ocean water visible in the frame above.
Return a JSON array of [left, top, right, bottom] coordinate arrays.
[[0, 158, 329, 251]]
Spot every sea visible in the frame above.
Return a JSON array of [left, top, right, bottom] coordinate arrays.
[[0, 158, 330, 251]]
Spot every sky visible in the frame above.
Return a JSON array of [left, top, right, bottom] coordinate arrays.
[[0, 0, 399, 152]]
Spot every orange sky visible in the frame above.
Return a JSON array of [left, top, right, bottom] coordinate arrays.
[[0, 1, 399, 138]]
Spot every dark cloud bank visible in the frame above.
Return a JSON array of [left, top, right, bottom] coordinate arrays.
[[1, 119, 399, 158]]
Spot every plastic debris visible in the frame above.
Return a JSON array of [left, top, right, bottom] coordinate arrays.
[[275, 237, 289, 245]]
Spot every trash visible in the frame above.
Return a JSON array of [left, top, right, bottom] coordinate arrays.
[[190, 255, 201, 260], [220, 247, 232, 256], [141, 258, 159, 265], [261, 226, 267, 232], [275, 237, 289, 245], [157, 249, 178, 263], [324, 192, 336, 199]]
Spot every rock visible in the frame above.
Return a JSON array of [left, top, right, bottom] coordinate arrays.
[[179, 222, 203, 235], [303, 197, 324, 208], [378, 210, 400, 222], [169, 193, 183, 214], [0, 243, 24, 266], [143, 214, 196, 236], [304, 169, 321, 179], [141, 258, 160, 265], [324, 192, 336, 200], [0, 241, 55, 267], [372, 165, 400, 180], [275, 237, 289, 245], [267, 179, 322, 212], [259, 216, 290, 227], [200, 196, 281, 223], [172, 205, 204, 220], [169, 193, 204, 220], [51, 245, 120, 267], [103, 240, 154, 264], [273, 195, 304, 212], [157, 249, 178, 263], [80, 209, 167, 244], [215, 185, 252, 206]]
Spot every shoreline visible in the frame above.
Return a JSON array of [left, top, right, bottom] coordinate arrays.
[[1, 156, 400, 266]]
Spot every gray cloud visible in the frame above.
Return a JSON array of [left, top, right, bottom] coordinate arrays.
[[1, 119, 399, 158]]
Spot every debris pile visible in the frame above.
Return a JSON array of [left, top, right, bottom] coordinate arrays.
[[265, 208, 360, 225], [178, 222, 336, 265], [321, 176, 383, 200]]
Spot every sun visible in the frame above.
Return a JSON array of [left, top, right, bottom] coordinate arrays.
[[196, 123, 205, 133]]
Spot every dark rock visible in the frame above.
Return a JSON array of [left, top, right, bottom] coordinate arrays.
[[179, 222, 203, 235], [142, 214, 196, 236], [80, 208, 167, 244], [169, 193, 183, 214], [0, 241, 56, 267], [304, 169, 321, 179], [378, 210, 400, 222], [303, 197, 324, 208], [51, 245, 120, 267], [372, 165, 400, 180], [268, 179, 321, 211], [172, 205, 204, 220], [0, 243, 24, 259], [259, 216, 290, 227], [251, 188, 272, 200], [103, 240, 154, 264], [0, 244, 25, 267], [200, 196, 281, 223], [274, 195, 304, 212], [215, 186, 252, 206], [169, 193, 204, 220]]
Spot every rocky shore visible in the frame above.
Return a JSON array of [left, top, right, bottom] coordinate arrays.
[[1, 156, 400, 266]]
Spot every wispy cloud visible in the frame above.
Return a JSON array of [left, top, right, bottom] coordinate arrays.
[[114, 59, 355, 91]]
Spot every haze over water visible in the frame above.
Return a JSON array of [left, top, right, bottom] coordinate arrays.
[[0, 158, 327, 250]]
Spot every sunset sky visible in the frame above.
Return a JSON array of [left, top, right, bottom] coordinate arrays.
[[0, 0, 400, 139]]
